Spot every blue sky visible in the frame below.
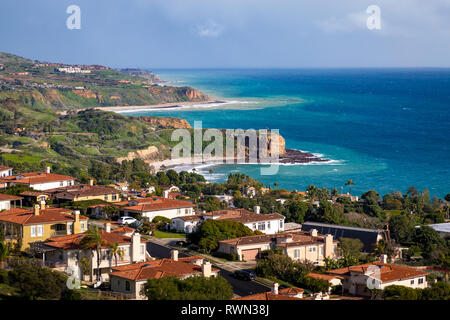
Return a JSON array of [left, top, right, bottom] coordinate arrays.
[[1, 0, 449, 68]]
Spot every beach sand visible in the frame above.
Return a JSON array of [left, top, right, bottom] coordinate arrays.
[[96, 100, 216, 112]]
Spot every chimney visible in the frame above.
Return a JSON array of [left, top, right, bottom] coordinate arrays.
[[202, 261, 212, 278], [171, 249, 179, 261], [104, 222, 111, 233], [131, 232, 142, 262], [254, 205, 260, 214], [310, 229, 318, 237], [163, 190, 169, 198], [89, 179, 94, 186], [39, 200, 46, 210], [380, 254, 388, 264], [45, 166, 51, 174], [73, 210, 81, 234], [271, 283, 279, 295], [34, 204, 40, 216], [324, 234, 334, 258]]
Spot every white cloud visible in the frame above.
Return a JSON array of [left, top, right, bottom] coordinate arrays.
[[194, 19, 224, 37]]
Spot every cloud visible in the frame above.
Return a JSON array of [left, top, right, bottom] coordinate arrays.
[[193, 19, 224, 37]]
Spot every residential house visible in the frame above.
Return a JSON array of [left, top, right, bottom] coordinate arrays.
[[327, 257, 428, 296], [0, 193, 23, 211], [108, 182, 129, 192], [218, 229, 338, 264], [19, 191, 51, 205], [234, 283, 305, 300], [160, 185, 180, 193], [1, 167, 76, 191], [246, 186, 256, 198], [171, 207, 285, 235], [109, 250, 219, 299], [0, 166, 13, 178], [122, 197, 195, 222], [38, 224, 149, 281], [308, 273, 343, 292], [339, 193, 359, 202], [213, 195, 234, 207], [427, 223, 450, 238], [0, 203, 88, 250], [45, 183, 121, 204], [301, 221, 390, 252]]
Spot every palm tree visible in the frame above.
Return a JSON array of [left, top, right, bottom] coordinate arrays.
[[208, 169, 214, 181], [80, 227, 106, 282], [345, 180, 355, 194], [109, 242, 124, 267]]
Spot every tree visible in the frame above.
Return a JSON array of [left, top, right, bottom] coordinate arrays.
[[412, 226, 444, 259], [389, 215, 414, 243], [361, 190, 380, 201], [109, 242, 124, 267], [7, 264, 67, 300], [285, 201, 309, 223], [382, 285, 420, 300], [102, 204, 119, 220], [142, 275, 233, 300], [80, 226, 106, 282], [208, 169, 214, 181], [445, 194, 450, 202], [345, 180, 355, 194], [339, 237, 364, 261]]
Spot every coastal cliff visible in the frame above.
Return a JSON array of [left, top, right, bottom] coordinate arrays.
[[138, 116, 192, 129]]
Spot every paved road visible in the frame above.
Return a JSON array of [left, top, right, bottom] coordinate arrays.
[[146, 241, 270, 297]]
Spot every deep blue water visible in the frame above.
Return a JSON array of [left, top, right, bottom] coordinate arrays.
[[125, 69, 450, 198]]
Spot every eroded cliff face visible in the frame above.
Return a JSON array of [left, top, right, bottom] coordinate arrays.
[[117, 145, 161, 163], [72, 89, 104, 102], [139, 116, 191, 129]]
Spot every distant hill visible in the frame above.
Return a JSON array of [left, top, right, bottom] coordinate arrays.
[[0, 52, 33, 65]]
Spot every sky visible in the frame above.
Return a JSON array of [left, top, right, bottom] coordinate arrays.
[[0, 0, 449, 68]]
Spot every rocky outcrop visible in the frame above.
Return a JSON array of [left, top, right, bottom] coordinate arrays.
[[72, 89, 103, 102], [139, 116, 191, 129], [117, 145, 160, 163]]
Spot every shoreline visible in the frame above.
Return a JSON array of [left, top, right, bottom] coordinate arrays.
[[95, 100, 221, 112], [148, 149, 330, 171]]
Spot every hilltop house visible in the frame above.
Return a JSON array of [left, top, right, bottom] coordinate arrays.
[[301, 221, 390, 252], [218, 229, 338, 263], [0, 193, 23, 211], [0, 203, 88, 250], [122, 197, 195, 222], [171, 207, 285, 235], [108, 182, 129, 192], [37, 224, 149, 281], [109, 250, 219, 299], [327, 257, 428, 296], [1, 167, 76, 191]]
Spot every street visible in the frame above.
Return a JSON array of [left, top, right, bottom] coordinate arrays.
[[146, 241, 271, 297]]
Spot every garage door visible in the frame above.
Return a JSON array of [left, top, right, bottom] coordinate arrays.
[[242, 249, 259, 261]]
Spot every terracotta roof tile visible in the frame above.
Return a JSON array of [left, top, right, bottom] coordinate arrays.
[[125, 197, 194, 212], [7, 172, 76, 185], [328, 262, 428, 283], [0, 193, 23, 201], [0, 207, 87, 225]]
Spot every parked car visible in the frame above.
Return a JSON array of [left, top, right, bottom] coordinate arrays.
[[175, 240, 187, 247], [118, 216, 137, 225], [233, 269, 256, 281]]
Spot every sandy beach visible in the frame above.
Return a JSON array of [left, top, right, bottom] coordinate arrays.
[[96, 100, 217, 112]]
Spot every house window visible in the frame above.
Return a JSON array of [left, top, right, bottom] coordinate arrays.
[[418, 278, 424, 284], [294, 249, 300, 259], [104, 195, 109, 201], [37, 225, 43, 237], [279, 220, 283, 229], [60, 181, 64, 187], [411, 280, 415, 285], [309, 247, 316, 252], [125, 281, 130, 292], [185, 208, 189, 214], [177, 209, 181, 215], [112, 195, 117, 201], [319, 246, 323, 256], [81, 222, 85, 232], [258, 222, 265, 231], [252, 223, 257, 230], [267, 221, 271, 229], [31, 226, 36, 237]]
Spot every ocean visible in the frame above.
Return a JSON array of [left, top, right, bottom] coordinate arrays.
[[123, 69, 450, 198]]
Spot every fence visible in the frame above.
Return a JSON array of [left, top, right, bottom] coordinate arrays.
[[97, 290, 135, 300]]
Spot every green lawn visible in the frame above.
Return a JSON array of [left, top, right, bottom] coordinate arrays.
[[152, 230, 186, 239], [2, 154, 42, 164]]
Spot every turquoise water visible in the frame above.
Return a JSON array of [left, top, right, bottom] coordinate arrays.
[[124, 69, 450, 198]]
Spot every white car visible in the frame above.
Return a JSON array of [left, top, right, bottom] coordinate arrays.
[[118, 216, 137, 225]]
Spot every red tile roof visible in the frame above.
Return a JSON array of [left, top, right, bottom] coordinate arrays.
[[0, 207, 88, 225], [6, 172, 76, 185], [109, 257, 218, 281], [234, 287, 305, 300], [125, 197, 194, 212], [328, 262, 428, 283], [0, 166, 12, 171], [47, 184, 120, 199], [43, 230, 149, 250], [0, 193, 23, 201], [206, 209, 284, 224]]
